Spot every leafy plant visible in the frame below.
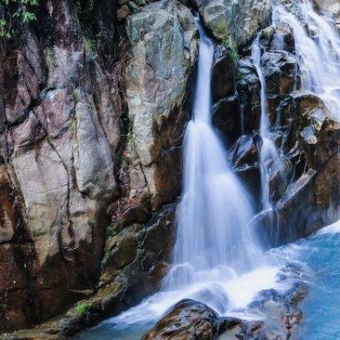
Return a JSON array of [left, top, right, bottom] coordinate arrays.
[[221, 38, 239, 63], [0, 0, 39, 38], [75, 302, 89, 316], [229, 47, 239, 63]]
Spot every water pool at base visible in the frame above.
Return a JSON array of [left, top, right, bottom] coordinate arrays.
[[295, 224, 340, 339], [75, 223, 340, 339]]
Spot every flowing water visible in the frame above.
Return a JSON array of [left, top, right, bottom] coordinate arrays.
[[163, 23, 263, 290], [251, 37, 286, 211], [269, 222, 340, 340], [76, 1, 340, 338], [273, 0, 340, 120]]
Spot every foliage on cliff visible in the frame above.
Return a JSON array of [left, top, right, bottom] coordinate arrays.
[[0, 0, 38, 38]]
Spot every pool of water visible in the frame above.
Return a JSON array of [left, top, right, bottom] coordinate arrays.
[[75, 222, 340, 339], [293, 223, 340, 340]]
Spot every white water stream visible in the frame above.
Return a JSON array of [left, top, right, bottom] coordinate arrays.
[[273, 0, 340, 121], [251, 37, 285, 211], [163, 23, 263, 290]]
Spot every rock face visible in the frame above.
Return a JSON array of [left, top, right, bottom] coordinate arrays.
[[0, 0, 197, 333], [125, 0, 197, 209], [0, 0, 120, 331], [3, 0, 340, 336], [199, 0, 272, 47]]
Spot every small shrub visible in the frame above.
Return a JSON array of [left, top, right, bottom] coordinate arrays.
[[221, 38, 239, 64], [0, 0, 39, 38], [76, 302, 89, 316]]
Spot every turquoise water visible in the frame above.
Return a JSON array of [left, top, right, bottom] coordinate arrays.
[[73, 322, 151, 340], [294, 226, 340, 339]]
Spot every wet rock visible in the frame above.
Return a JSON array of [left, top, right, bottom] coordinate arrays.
[[236, 57, 262, 134], [212, 46, 235, 103], [261, 24, 295, 53], [142, 299, 227, 340], [230, 133, 261, 204], [126, 0, 198, 209], [199, 0, 272, 47], [100, 203, 176, 312], [230, 133, 261, 168], [279, 92, 340, 168], [212, 94, 242, 146], [261, 51, 298, 124]]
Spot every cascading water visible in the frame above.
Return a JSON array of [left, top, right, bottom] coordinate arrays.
[[164, 23, 264, 290], [251, 37, 285, 211], [273, 0, 340, 120]]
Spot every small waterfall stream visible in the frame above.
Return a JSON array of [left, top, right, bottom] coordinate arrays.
[[273, 0, 340, 120], [251, 37, 285, 211]]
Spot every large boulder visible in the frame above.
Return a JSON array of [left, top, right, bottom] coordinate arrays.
[[199, 0, 272, 47], [142, 299, 227, 340]]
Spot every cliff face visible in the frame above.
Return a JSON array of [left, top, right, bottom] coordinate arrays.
[[0, 0, 121, 331], [2, 0, 340, 336], [0, 0, 197, 332]]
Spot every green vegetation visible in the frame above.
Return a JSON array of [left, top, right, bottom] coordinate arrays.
[[0, 0, 39, 38], [75, 302, 90, 316], [221, 38, 239, 64], [106, 223, 117, 238]]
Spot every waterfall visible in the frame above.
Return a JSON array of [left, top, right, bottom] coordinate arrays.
[[273, 0, 340, 121], [251, 37, 285, 211], [163, 23, 264, 290]]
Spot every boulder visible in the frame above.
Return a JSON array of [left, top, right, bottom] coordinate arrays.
[[199, 0, 272, 48], [142, 299, 226, 340]]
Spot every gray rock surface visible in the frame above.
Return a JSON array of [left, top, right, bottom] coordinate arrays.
[[125, 0, 198, 209], [200, 0, 272, 47]]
